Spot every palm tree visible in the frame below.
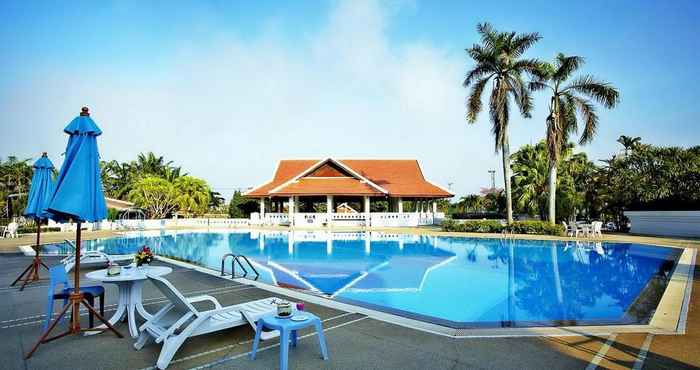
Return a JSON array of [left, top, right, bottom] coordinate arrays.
[[617, 135, 641, 156], [530, 53, 620, 224], [511, 143, 550, 219], [464, 22, 542, 223], [173, 176, 211, 216], [458, 194, 482, 213]]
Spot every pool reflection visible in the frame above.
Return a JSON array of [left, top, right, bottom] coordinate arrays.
[[40, 231, 679, 328]]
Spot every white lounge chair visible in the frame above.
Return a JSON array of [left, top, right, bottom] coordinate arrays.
[[135, 273, 281, 369], [2, 222, 19, 238], [61, 240, 133, 272]]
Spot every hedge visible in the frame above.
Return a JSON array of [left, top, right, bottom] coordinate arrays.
[[16, 226, 62, 234], [441, 219, 564, 236]]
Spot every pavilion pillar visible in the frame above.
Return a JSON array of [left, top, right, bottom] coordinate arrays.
[[432, 201, 438, 214], [364, 196, 371, 227], [259, 198, 266, 218], [398, 197, 403, 214], [326, 195, 333, 215], [288, 196, 295, 226]]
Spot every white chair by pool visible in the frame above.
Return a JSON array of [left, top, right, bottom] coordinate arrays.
[[591, 221, 603, 238], [2, 222, 19, 238], [135, 273, 281, 369], [61, 240, 133, 272], [562, 221, 580, 237]]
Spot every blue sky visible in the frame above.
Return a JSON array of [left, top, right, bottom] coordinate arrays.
[[2, 0, 699, 198]]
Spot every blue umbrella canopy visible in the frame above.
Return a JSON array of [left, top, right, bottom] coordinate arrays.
[[47, 107, 107, 223], [23, 153, 56, 220]]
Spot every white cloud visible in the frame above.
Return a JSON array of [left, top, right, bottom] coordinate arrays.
[[2, 0, 504, 198]]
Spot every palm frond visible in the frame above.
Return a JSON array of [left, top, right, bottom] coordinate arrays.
[[466, 77, 490, 123], [506, 74, 532, 118], [463, 64, 496, 87], [564, 75, 620, 108], [552, 54, 584, 82], [528, 80, 550, 92], [476, 22, 498, 50], [511, 32, 542, 58], [571, 96, 599, 144]]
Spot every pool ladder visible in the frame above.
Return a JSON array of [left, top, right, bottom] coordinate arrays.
[[221, 253, 259, 280]]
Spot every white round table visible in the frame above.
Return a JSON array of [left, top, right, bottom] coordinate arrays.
[[86, 265, 172, 338]]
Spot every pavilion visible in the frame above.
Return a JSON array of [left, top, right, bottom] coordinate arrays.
[[244, 158, 453, 227]]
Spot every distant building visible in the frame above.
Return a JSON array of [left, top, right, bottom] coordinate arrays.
[[245, 158, 452, 227]]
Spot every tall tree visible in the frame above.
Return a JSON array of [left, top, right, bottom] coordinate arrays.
[[617, 135, 641, 156], [173, 176, 211, 216], [128, 176, 178, 219], [530, 53, 619, 224], [464, 22, 542, 223]]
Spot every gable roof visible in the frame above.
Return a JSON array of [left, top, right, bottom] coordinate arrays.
[[245, 158, 453, 198]]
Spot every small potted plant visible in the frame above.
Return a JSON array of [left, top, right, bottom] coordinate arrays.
[[134, 246, 154, 267]]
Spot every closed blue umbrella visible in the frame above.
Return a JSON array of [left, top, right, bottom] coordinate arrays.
[[27, 107, 121, 360], [24, 153, 56, 219], [11, 153, 55, 290], [47, 109, 107, 223]]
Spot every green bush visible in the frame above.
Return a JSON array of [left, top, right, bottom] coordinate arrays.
[[107, 208, 120, 221], [505, 221, 564, 236], [17, 226, 61, 234], [442, 219, 564, 236], [442, 219, 504, 233]]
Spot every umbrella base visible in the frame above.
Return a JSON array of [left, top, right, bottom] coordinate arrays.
[[11, 255, 49, 291], [25, 293, 123, 359]]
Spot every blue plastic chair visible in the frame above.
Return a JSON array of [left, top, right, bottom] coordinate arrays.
[[44, 265, 105, 330]]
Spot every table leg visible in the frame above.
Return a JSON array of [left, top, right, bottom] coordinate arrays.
[[126, 282, 140, 338], [84, 282, 129, 336], [291, 329, 297, 347], [314, 320, 329, 360], [280, 329, 290, 370], [250, 320, 263, 360], [132, 280, 153, 321]]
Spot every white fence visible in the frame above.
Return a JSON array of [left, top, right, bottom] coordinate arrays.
[[46, 211, 445, 232], [625, 211, 700, 237]]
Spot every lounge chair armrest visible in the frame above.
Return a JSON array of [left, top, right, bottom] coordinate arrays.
[[187, 295, 222, 309]]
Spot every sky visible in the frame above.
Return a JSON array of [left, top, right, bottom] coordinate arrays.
[[1, 0, 699, 199]]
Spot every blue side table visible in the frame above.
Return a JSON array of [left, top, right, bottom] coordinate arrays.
[[250, 311, 329, 370]]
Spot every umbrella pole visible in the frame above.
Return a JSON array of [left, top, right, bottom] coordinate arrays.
[[11, 219, 48, 291], [25, 223, 123, 359]]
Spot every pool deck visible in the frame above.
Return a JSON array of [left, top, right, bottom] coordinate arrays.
[[1, 228, 699, 369]]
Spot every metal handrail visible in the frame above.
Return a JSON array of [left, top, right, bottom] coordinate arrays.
[[220, 253, 259, 280], [236, 255, 259, 280], [220, 253, 236, 278]]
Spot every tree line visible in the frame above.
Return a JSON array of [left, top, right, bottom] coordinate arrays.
[[101, 152, 224, 218], [0, 152, 226, 220], [453, 137, 700, 230]]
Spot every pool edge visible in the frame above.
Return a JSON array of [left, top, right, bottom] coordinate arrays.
[[153, 246, 696, 339]]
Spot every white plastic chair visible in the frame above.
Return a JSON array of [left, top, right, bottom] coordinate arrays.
[[562, 221, 580, 237], [591, 221, 603, 238], [61, 240, 133, 272], [2, 222, 18, 238], [134, 273, 281, 369]]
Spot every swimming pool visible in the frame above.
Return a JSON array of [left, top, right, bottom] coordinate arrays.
[[41, 230, 681, 328]]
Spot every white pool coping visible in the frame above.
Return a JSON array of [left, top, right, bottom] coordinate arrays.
[[20, 238, 696, 339], [153, 246, 696, 339]]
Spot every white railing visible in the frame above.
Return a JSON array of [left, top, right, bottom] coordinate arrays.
[[47, 211, 446, 232]]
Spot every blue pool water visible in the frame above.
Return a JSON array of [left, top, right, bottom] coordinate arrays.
[[41, 230, 680, 328]]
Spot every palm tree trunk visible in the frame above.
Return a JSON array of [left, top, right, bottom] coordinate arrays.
[[502, 137, 513, 223], [548, 161, 557, 224]]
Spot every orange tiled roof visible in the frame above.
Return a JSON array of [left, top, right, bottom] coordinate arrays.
[[272, 178, 384, 196], [245, 159, 452, 198]]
